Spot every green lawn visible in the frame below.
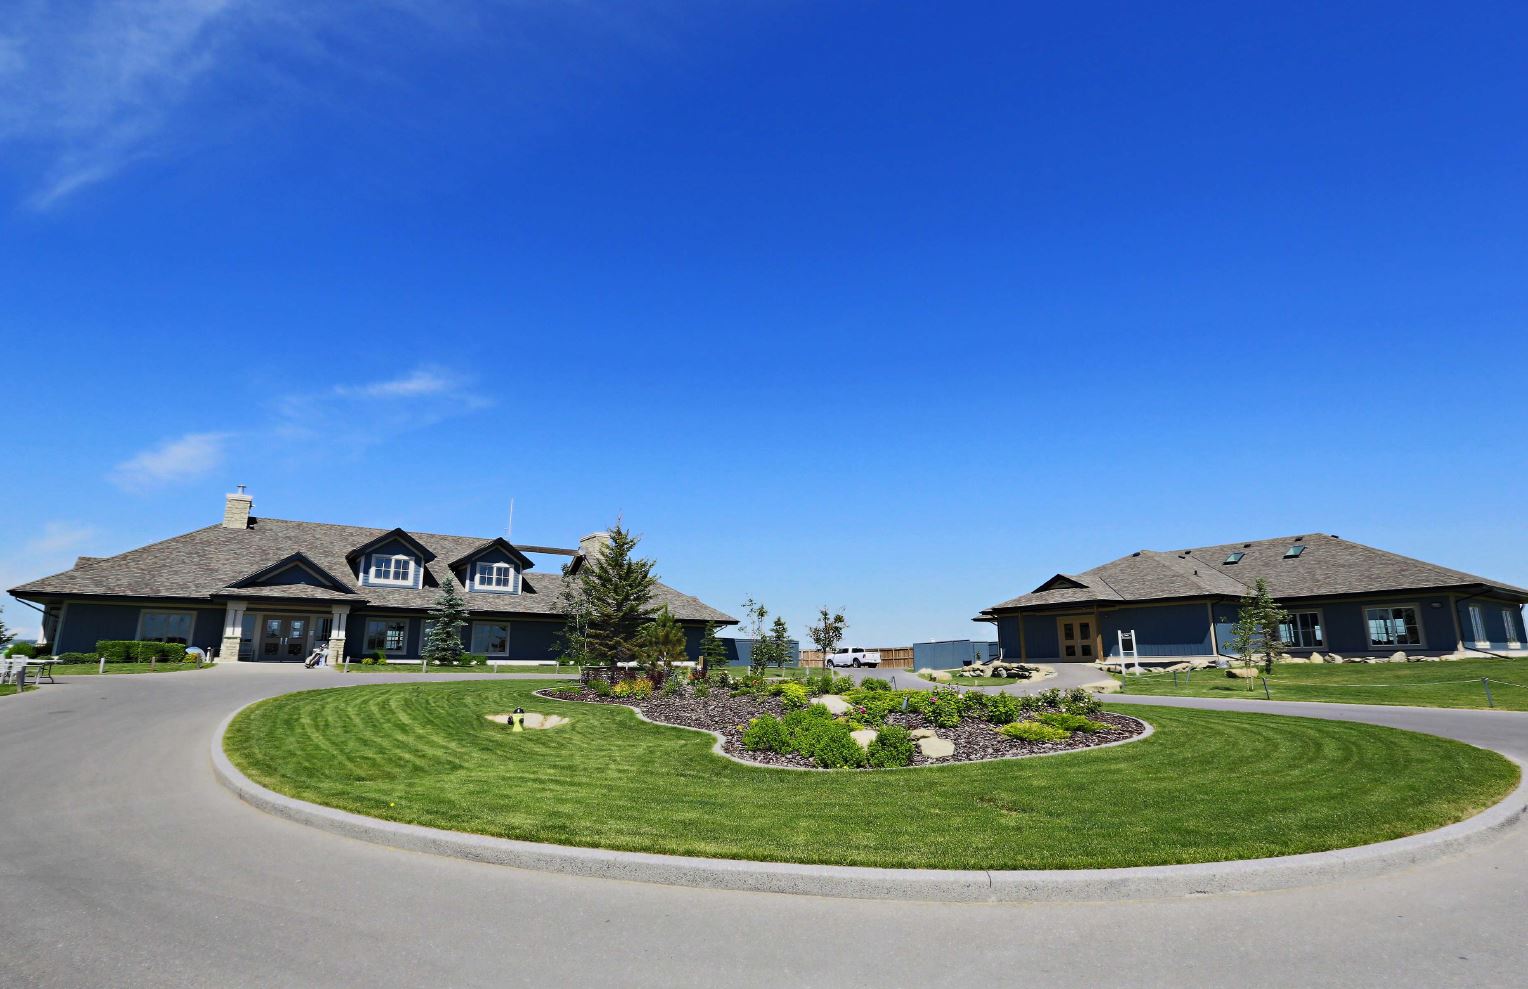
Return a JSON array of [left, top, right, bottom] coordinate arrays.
[[1116, 657, 1528, 710], [224, 680, 1517, 870], [51, 661, 209, 675]]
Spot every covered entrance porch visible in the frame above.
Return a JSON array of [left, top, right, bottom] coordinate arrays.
[[218, 600, 351, 663]]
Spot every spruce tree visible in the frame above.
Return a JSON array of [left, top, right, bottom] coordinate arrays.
[[637, 605, 688, 675], [422, 576, 470, 667], [766, 616, 792, 670], [0, 605, 12, 651], [582, 524, 658, 664], [698, 621, 728, 678]]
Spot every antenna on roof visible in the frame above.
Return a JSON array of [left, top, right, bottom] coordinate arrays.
[[505, 498, 515, 541]]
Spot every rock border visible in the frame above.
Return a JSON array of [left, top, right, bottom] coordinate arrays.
[[211, 699, 1528, 902]]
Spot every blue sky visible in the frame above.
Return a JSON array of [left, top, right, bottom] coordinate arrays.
[[2, 1, 1525, 643]]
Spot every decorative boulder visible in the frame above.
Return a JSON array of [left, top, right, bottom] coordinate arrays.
[[815, 695, 851, 715], [909, 728, 938, 740], [1309, 652, 1325, 664], [1226, 667, 1258, 679], [1389, 651, 1408, 663], [917, 736, 955, 759], [850, 729, 878, 750], [916, 668, 953, 682], [1326, 654, 1344, 663]]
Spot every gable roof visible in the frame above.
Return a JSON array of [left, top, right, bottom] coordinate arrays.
[[344, 527, 435, 563], [10, 517, 736, 623], [226, 551, 355, 594], [980, 533, 1528, 616], [448, 537, 535, 571]]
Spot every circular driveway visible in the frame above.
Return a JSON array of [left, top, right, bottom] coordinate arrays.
[[4, 666, 1528, 988]]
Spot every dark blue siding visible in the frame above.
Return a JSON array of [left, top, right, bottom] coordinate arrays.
[[1456, 598, 1525, 650], [56, 602, 224, 654], [1021, 615, 1059, 660], [1101, 604, 1212, 658], [913, 640, 999, 668], [1215, 594, 1460, 657]]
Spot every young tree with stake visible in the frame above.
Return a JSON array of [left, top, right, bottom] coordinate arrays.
[[807, 607, 846, 668]]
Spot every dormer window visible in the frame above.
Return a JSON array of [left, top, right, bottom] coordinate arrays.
[[474, 561, 518, 592], [370, 554, 414, 586]]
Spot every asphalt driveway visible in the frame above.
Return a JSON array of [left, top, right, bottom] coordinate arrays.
[[3, 665, 1527, 988]]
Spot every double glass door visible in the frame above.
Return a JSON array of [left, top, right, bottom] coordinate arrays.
[[259, 617, 310, 660]]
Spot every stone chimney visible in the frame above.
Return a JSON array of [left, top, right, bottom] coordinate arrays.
[[579, 530, 613, 561], [223, 485, 253, 530]]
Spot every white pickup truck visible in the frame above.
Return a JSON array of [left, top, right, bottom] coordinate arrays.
[[824, 646, 881, 668]]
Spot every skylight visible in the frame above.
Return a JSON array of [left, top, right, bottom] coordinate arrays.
[[1284, 545, 1305, 558], [1223, 552, 1244, 565]]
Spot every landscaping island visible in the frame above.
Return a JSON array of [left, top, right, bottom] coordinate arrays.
[[223, 679, 1518, 870]]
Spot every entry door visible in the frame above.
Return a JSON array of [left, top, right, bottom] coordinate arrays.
[[258, 617, 310, 661], [1057, 617, 1095, 661]]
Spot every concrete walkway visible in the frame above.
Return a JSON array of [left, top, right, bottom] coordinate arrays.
[[4, 667, 1528, 988]]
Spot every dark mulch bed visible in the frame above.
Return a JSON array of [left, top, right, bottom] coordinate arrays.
[[537, 686, 1145, 769]]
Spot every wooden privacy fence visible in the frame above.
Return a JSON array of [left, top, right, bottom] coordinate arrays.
[[800, 647, 915, 669]]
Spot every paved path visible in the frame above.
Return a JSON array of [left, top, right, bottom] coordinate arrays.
[[4, 666, 1528, 988]]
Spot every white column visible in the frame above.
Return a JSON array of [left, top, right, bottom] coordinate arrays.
[[219, 600, 248, 663], [329, 604, 350, 666]]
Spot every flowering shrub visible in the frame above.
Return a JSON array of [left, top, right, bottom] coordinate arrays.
[[925, 689, 963, 728], [612, 677, 653, 699]]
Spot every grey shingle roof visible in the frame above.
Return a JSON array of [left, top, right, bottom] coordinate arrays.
[[983, 533, 1528, 614], [10, 517, 737, 623]]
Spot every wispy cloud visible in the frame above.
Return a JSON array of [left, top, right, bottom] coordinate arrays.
[[1, 521, 101, 639], [336, 367, 456, 399], [109, 431, 229, 491], [0, 1, 673, 209]]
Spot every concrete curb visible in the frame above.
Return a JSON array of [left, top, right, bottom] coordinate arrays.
[[211, 704, 1528, 902]]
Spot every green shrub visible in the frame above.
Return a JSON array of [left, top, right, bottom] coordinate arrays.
[[999, 720, 1072, 743], [860, 677, 890, 692], [1035, 688, 1064, 708], [661, 672, 685, 696], [775, 681, 809, 709], [866, 724, 915, 768], [612, 677, 653, 699], [461, 653, 486, 668], [782, 706, 835, 749], [925, 689, 963, 728], [95, 640, 187, 663], [694, 681, 711, 699], [57, 652, 97, 663], [742, 715, 791, 753], [95, 640, 135, 662], [6, 642, 37, 658], [1035, 712, 1108, 733], [589, 678, 613, 697], [807, 721, 867, 769], [1063, 688, 1102, 716], [982, 692, 1022, 725]]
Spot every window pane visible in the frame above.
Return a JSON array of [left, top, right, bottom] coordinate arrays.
[[1063, 623, 1073, 639], [471, 623, 508, 655], [1064, 645, 1076, 657], [1079, 622, 1091, 638]]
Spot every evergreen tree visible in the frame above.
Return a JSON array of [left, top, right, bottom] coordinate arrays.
[[422, 576, 470, 667], [1229, 577, 1291, 678], [698, 621, 728, 678], [582, 524, 658, 664], [766, 616, 792, 671], [637, 605, 688, 675], [0, 605, 12, 651]]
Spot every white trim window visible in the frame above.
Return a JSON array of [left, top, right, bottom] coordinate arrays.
[[1366, 605, 1423, 648], [1504, 607, 1522, 648], [364, 619, 409, 653], [470, 621, 509, 656], [473, 561, 517, 592], [1468, 605, 1489, 645], [139, 610, 196, 644], [369, 554, 414, 586], [1278, 611, 1325, 649]]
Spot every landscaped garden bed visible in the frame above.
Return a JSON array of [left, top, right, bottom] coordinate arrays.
[[541, 673, 1145, 769]]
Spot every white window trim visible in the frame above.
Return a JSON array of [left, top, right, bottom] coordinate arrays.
[[1468, 605, 1489, 645], [470, 621, 510, 656], [1504, 607, 1522, 648], [1279, 609, 1326, 649], [363, 618, 411, 654], [369, 554, 415, 587], [472, 561, 519, 593], [136, 609, 197, 644], [1364, 603, 1426, 649]]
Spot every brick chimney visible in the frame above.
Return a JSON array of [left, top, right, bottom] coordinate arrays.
[[223, 485, 253, 530], [578, 530, 612, 561]]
